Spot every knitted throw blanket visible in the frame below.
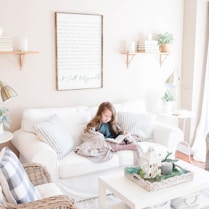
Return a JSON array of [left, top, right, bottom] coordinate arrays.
[[74, 130, 114, 163]]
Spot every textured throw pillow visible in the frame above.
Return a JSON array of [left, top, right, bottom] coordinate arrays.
[[117, 112, 157, 141], [34, 114, 74, 160], [0, 147, 40, 204]]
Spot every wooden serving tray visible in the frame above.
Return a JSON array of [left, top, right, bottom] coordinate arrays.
[[124, 166, 193, 192]]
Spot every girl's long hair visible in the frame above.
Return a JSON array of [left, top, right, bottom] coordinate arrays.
[[85, 102, 120, 134]]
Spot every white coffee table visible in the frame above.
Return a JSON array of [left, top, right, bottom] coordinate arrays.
[[98, 160, 209, 209]]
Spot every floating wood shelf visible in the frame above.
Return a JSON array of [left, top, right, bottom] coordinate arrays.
[[0, 51, 39, 70], [121, 51, 170, 68]]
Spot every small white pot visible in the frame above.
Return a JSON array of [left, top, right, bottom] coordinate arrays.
[[163, 101, 174, 113]]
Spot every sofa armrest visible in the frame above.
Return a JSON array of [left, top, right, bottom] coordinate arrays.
[[12, 130, 58, 181], [152, 122, 184, 156]]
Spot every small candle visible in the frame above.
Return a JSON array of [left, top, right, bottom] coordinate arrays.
[[161, 162, 173, 175], [147, 33, 152, 40], [128, 41, 136, 53], [19, 38, 28, 51]]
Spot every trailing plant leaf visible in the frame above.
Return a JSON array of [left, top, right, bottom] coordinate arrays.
[[162, 152, 178, 163], [0, 107, 11, 128]]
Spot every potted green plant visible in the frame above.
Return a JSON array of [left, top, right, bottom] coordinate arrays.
[[162, 87, 176, 113], [157, 32, 174, 52], [162, 88, 176, 102], [0, 107, 11, 133]]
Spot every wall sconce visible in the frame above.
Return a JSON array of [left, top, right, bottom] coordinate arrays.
[[0, 81, 17, 102], [165, 67, 180, 88]]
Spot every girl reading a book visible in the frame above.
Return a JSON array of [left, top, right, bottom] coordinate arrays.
[[75, 101, 142, 164], [84, 102, 141, 152]]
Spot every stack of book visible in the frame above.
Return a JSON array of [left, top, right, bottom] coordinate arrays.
[[137, 40, 159, 53], [0, 36, 13, 51]]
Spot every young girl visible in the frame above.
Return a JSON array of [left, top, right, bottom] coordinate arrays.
[[85, 102, 141, 152], [76, 102, 142, 164]]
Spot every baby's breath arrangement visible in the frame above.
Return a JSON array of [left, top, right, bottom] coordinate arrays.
[[0, 107, 11, 128]]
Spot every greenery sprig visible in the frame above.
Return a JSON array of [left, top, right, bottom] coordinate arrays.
[[162, 88, 176, 102], [157, 32, 174, 45], [0, 107, 11, 128], [161, 152, 178, 163]]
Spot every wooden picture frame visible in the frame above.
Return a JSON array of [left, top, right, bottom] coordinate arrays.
[[55, 12, 103, 90]]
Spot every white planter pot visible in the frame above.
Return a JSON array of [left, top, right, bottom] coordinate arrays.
[[163, 101, 174, 113]]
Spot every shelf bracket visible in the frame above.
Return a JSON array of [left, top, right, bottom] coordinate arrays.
[[126, 52, 136, 68], [19, 54, 25, 70], [0, 51, 38, 70], [121, 52, 170, 68], [160, 54, 169, 66]]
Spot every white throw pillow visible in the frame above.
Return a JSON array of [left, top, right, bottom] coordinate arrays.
[[117, 112, 157, 141], [34, 114, 74, 160], [0, 147, 40, 204]]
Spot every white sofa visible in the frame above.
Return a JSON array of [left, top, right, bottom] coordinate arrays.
[[12, 99, 183, 201]]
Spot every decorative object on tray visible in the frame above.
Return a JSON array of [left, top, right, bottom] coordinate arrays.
[[125, 152, 193, 192], [139, 147, 162, 178], [161, 152, 178, 175]]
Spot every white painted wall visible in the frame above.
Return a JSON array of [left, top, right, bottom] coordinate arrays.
[[0, 0, 183, 131]]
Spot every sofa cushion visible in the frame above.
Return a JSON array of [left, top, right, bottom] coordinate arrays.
[[34, 115, 74, 160], [88, 99, 147, 118], [116, 141, 167, 166], [58, 141, 167, 178], [118, 99, 146, 113], [139, 141, 168, 159], [117, 112, 157, 141], [35, 183, 63, 199], [0, 147, 40, 204], [21, 106, 91, 146], [58, 151, 119, 178]]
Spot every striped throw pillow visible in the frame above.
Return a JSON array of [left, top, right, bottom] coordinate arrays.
[[117, 112, 157, 141], [34, 114, 74, 160]]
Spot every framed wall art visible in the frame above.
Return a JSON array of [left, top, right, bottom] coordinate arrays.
[[55, 12, 103, 90]]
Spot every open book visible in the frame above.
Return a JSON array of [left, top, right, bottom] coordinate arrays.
[[105, 135, 129, 144]]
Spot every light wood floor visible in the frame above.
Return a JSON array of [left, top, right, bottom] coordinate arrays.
[[176, 151, 205, 169]]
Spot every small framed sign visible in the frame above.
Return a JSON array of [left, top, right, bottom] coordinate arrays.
[[55, 12, 103, 90]]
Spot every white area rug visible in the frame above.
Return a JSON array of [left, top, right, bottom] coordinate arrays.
[[75, 195, 129, 209], [76, 197, 98, 209], [75, 192, 209, 209]]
